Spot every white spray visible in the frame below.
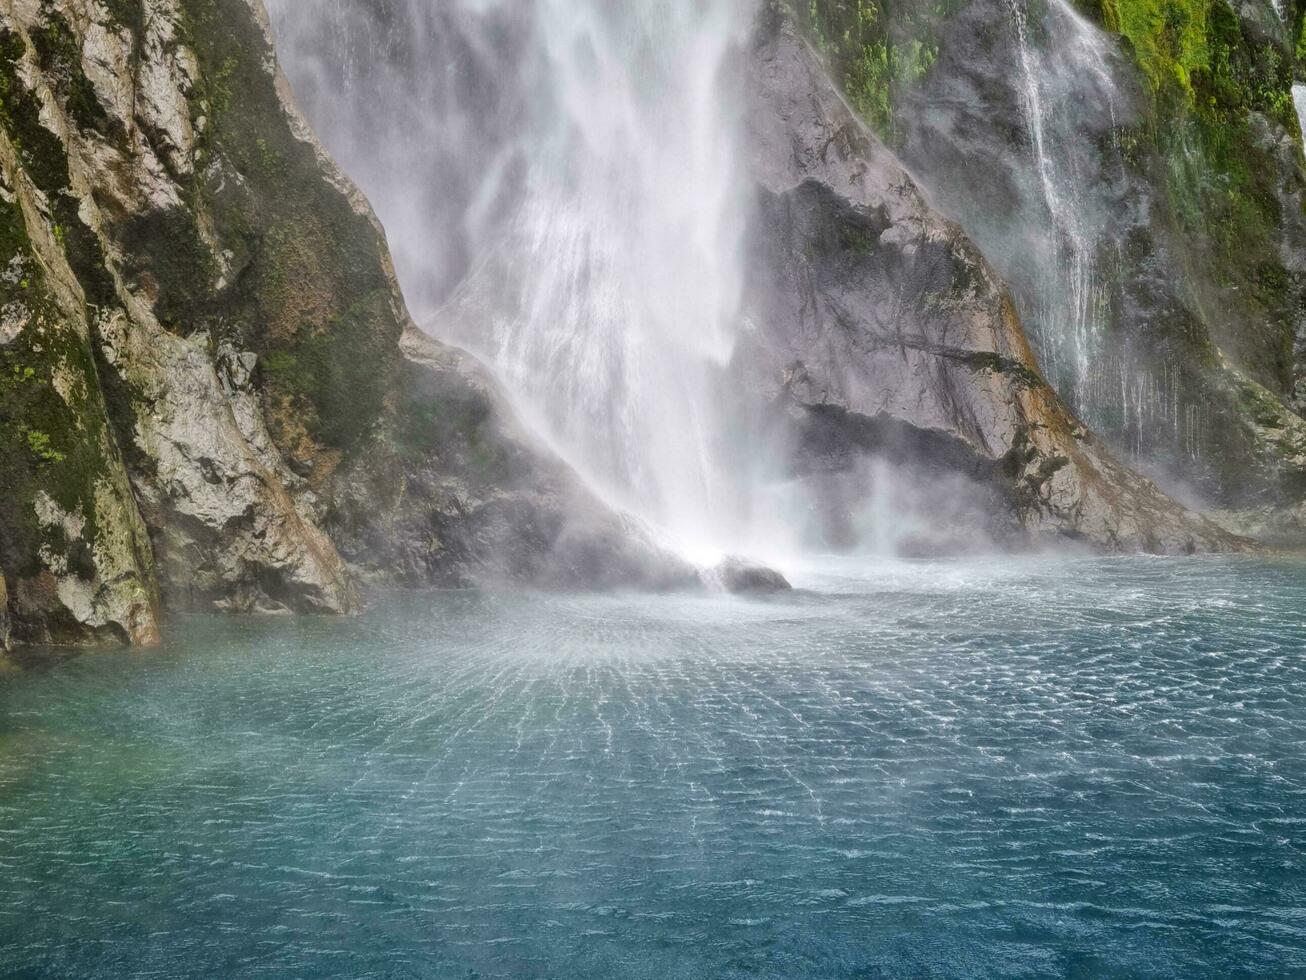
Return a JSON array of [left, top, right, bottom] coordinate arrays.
[[267, 0, 772, 563]]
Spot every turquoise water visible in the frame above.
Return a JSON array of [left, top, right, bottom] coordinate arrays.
[[1, 556, 1304, 978]]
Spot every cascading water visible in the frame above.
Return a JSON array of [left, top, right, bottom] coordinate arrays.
[[917, 0, 1203, 470], [1001, 0, 1114, 419], [1294, 84, 1306, 152], [266, 0, 764, 562]]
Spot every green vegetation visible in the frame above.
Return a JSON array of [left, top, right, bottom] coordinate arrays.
[[794, 0, 1305, 398], [22, 425, 66, 465], [1095, 0, 1301, 389], [792, 0, 965, 142], [1093, 0, 1295, 126], [0, 194, 108, 577]]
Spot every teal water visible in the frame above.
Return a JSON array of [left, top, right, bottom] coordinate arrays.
[[1, 556, 1304, 978]]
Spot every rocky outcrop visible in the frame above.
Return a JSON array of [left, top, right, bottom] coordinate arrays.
[[0, 0, 1266, 652], [0, 573, 11, 652], [795, 0, 1306, 532], [896, 0, 1306, 513], [707, 558, 793, 594], [736, 13, 1246, 554], [0, 0, 361, 621], [0, 67, 160, 646], [0, 0, 693, 648], [328, 328, 697, 591]]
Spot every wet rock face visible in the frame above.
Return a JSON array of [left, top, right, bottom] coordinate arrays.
[[0, 0, 1264, 651], [885, 0, 1306, 511], [0, 50, 161, 647], [0, 0, 694, 650], [0, 574, 11, 652], [329, 330, 699, 593], [0, 0, 359, 624], [707, 558, 793, 595], [736, 13, 1247, 554]]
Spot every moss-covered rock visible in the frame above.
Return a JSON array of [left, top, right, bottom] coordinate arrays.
[[0, 571, 10, 652], [740, 11, 1246, 553], [0, 84, 159, 646], [0, 0, 360, 620]]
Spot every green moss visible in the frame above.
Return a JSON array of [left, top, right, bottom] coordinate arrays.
[[169, 0, 408, 463], [1099, 0, 1211, 96], [21, 425, 66, 464], [0, 31, 72, 197], [0, 192, 117, 575], [395, 362, 514, 485], [791, 0, 963, 142], [257, 290, 394, 450], [30, 14, 114, 138]]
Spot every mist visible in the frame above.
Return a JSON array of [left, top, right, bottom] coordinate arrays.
[[266, 0, 780, 563]]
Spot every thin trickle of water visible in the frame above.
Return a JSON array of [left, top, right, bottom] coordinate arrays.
[[1294, 84, 1306, 150], [1002, 0, 1112, 414], [994, 0, 1216, 476]]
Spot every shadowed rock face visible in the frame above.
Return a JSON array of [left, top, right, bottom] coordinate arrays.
[[329, 328, 697, 592], [735, 12, 1247, 554], [0, 574, 10, 652]]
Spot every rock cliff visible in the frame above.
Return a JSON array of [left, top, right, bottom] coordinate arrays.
[[736, 12, 1245, 553], [0, 0, 1260, 652], [795, 0, 1306, 541], [0, 0, 690, 649]]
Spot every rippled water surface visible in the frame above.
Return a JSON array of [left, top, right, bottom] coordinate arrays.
[[2, 556, 1305, 978]]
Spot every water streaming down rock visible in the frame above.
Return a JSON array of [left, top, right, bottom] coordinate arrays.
[[0, 0, 1262, 651], [1295, 84, 1306, 154], [268, 0, 1244, 558], [897, 0, 1215, 480], [889, 0, 1306, 512], [267, 0, 765, 562], [1001, 0, 1112, 414]]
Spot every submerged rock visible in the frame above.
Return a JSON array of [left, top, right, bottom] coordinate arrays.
[[706, 558, 793, 595]]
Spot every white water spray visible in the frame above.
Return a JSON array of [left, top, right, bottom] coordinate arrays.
[[268, 0, 769, 562]]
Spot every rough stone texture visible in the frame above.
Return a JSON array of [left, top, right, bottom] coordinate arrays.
[[329, 329, 698, 591], [0, 573, 11, 652], [737, 13, 1247, 554], [0, 69, 161, 646], [0, 0, 696, 649], [707, 559, 793, 594], [882, 0, 1306, 515], [0, 0, 1269, 652], [0, 0, 360, 620], [97, 311, 359, 613]]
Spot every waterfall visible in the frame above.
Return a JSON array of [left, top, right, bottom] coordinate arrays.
[[1294, 84, 1306, 148], [1002, 0, 1114, 419], [267, 0, 766, 562]]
